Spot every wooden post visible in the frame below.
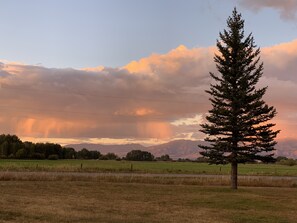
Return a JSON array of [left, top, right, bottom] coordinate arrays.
[[231, 162, 238, 189]]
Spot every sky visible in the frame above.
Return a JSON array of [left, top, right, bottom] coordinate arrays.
[[0, 0, 296, 68], [0, 0, 297, 153]]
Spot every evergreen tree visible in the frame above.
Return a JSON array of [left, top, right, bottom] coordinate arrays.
[[199, 8, 279, 189]]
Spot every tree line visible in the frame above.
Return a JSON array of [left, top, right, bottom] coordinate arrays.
[[0, 134, 170, 161]]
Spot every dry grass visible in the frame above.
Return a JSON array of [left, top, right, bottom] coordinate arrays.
[[0, 171, 296, 188], [0, 180, 296, 223], [1, 160, 297, 176]]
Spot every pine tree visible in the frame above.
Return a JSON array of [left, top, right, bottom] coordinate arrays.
[[199, 8, 280, 189]]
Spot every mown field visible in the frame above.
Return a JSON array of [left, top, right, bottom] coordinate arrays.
[[0, 181, 296, 223], [0, 159, 297, 176], [1, 160, 297, 222]]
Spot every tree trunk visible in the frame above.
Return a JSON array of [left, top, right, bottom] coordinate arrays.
[[231, 162, 238, 189]]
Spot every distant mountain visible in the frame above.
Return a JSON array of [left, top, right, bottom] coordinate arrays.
[[147, 140, 205, 159], [66, 139, 297, 159], [66, 143, 146, 158], [66, 140, 205, 159], [275, 139, 297, 158]]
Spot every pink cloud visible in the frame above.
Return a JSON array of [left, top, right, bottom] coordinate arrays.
[[239, 0, 297, 20], [0, 38, 297, 146]]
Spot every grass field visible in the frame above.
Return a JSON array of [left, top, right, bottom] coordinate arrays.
[[0, 159, 297, 176], [0, 181, 296, 223], [1, 160, 297, 222]]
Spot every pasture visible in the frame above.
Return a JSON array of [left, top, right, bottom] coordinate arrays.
[[0, 181, 296, 223], [0, 159, 297, 176], [0, 160, 297, 222]]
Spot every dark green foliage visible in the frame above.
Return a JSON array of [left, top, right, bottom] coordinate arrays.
[[62, 147, 77, 159], [199, 9, 279, 188], [126, 150, 154, 161], [278, 159, 297, 166], [100, 152, 118, 160], [89, 150, 101, 159], [276, 156, 288, 162], [0, 134, 101, 160], [48, 154, 59, 160], [0, 134, 22, 158], [156, 154, 172, 161], [76, 148, 90, 159], [196, 157, 209, 163], [76, 148, 101, 159], [31, 153, 46, 160], [15, 149, 27, 159]]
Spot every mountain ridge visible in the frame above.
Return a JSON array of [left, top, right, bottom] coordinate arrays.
[[66, 139, 202, 159], [66, 139, 297, 159]]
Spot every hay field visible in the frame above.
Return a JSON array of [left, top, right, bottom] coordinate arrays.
[[0, 180, 296, 223]]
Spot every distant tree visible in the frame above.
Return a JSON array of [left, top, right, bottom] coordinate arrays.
[[89, 150, 101, 159], [39, 143, 62, 159], [126, 150, 154, 161], [31, 153, 45, 160], [77, 148, 91, 159], [48, 154, 59, 160], [0, 134, 23, 158], [100, 152, 118, 160], [76, 148, 101, 159], [63, 147, 77, 159], [23, 141, 35, 158], [177, 158, 191, 162], [0, 141, 9, 158], [156, 154, 172, 161], [199, 9, 279, 189], [196, 157, 209, 163], [278, 158, 297, 166], [34, 143, 47, 158], [15, 148, 27, 159], [276, 156, 288, 162]]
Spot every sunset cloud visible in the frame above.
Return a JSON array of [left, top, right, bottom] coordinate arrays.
[[0, 39, 297, 146], [0, 46, 212, 141], [239, 0, 297, 20]]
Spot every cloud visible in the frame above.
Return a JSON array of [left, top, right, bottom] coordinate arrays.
[[0, 39, 297, 148], [262, 39, 297, 81], [239, 0, 297, 20], [0, 45, 213, 142], [171, 114, 203, 127], [81, 66, 104, 72]]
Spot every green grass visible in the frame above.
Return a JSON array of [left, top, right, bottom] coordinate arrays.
[[0, 159, 297, 176], [0, 181, 296, 223]]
